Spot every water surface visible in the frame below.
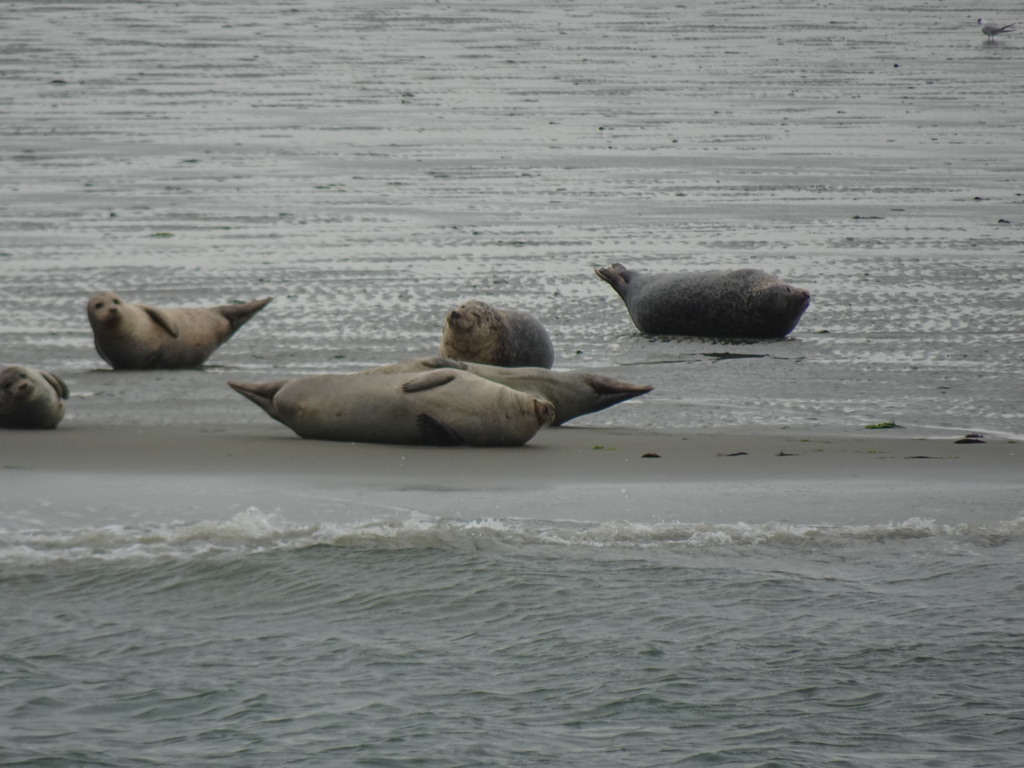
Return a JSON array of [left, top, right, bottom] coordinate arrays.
[[2, 1, 1023, 765]]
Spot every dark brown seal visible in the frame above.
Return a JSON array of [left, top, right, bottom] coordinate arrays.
[[595, 263, 810, 338], [440, 300, 555, 368]]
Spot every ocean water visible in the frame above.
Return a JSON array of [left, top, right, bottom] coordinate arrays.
[[2, 513, 1024, 766], [2, 0, 1024, 765]]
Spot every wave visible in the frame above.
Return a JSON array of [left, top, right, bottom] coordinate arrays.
[[2, 508, 1023, 569]]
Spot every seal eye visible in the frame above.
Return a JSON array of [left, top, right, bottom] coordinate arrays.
[[95, 302, 104, 309], [113, 299, 121, 305]]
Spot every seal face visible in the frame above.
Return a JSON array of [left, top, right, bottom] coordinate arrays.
[[228, 369, 554, 447], [440, 300, 555, 368], [86, 291, 273, 369], [359, 356, 653, 426], [0, 365, 70, 429], [595, 263, 810, 339]]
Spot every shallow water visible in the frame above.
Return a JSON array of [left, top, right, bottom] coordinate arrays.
[[2, 0, 1024, 765], [3, 512, 1024, 767]]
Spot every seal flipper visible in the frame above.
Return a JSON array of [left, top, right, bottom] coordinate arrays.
[[583, 373, 653, 401], [416, 413, 468, 446], [140, 347, 169, 369], [227, 379, 292, 423], [140, 304, 180, 338], [39, 371, 70, 400], [402, 369, 458, 393], [594, 263, 633, 299], [93, 339, 115, 369], [549, 373, 652, 426], [419, 356, 469, 371], [218, 297, 274, 333]]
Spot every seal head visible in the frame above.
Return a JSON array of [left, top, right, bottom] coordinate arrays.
[[0, 365, 70, 429], [440, 300, 555, 368]]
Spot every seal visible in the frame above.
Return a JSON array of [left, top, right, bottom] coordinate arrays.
[[361, 356, 653, 426], [0, 365, 70, 429], [440, 300, 555, 368], [86, 291, 273, 369], [228, 369, 555, 446], [595, 263, 810, 339]]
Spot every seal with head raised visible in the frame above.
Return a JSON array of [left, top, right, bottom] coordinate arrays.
[[87, 291, 273, 369], [0, 365, 70, 429], [440, 300, 555, 368], [595, 263, 810, 339], [228, 368, 555, 446], [361, 356, 653, 426]]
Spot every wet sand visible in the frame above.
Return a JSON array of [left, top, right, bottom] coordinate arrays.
[[3, 423, 1020, 528], [2, 0, 1023, 438], [2, 1, 1023, 532]]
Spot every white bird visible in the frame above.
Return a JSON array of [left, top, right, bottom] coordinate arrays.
[[978, 18, 1016, 40]]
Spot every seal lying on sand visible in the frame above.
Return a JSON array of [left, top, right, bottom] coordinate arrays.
[[228, 369, 555, 446], [0, 365, 70, 429], [595, 263, 810, 339], [440, 300, 555, 368], [87, 291, 273, 369], [362, 356, 653, 426]]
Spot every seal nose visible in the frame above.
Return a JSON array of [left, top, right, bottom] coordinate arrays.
[[788, 286, 811, 306]]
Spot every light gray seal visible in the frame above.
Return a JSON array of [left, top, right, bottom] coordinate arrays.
[[87, 291, 273, 369], [440, 300, 555, 368], [0, 365, 70, 429], [595, 263, 810, 339], [228, 369, 555, 446], [361, 356, 653, 426]]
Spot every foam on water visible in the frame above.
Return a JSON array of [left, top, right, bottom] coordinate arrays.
[[3, 3, 1023, 765], [3, 507, 1022, 570]]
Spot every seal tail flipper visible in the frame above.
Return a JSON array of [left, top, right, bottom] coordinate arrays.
[[577, 374, 653, 419], [593, 263, 632, 298], [534, 399, 556, 428], [218, 297, 274, 333], [227, 379, 291, 423], [416, 413, 468, 446]]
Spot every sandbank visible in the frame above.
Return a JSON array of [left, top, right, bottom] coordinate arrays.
[[2, 424, 1020, 529]]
